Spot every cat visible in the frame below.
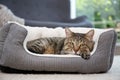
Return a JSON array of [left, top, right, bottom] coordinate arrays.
[[27, 28, 94, 59]]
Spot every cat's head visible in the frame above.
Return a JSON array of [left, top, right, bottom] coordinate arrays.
[[62, 28, 95, 59]]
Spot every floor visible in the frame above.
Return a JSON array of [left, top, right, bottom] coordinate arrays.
[[0, 56, 120, 80], [115, 44, 120, 55]]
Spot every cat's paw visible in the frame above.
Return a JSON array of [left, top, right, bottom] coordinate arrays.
[[76, 52, 90, 60], [81, 53, 90, 60]]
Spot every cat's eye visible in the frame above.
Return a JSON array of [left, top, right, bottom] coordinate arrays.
[[79, 44, 85, 48], [71, 42, 74, 46], [81, 44, 85, 46], [68, 42, 74, 47], [70, 42, 74, 45]]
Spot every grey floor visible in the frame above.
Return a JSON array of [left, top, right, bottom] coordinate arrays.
[[115, 44, 120, 55]]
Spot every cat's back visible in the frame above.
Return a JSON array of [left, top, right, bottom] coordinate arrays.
[[27, 37, 65, 48], [27, 37, 65, 54]]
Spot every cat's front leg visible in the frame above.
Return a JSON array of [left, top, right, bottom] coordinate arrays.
[[60, 50, 74, 55], [60, 50, 68, 55]]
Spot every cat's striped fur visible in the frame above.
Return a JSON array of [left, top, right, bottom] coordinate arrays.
[[27, 28, 94, 59], [27, 37, 65, 54]]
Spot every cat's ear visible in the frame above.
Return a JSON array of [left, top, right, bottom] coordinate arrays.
[[65, 28, 73, 38], [85, 30, 94, 41]]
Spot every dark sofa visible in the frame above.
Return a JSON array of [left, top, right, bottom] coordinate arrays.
[[0, 0, 93, 27]]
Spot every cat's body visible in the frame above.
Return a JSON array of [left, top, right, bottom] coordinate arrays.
[[27, 37, 65, 54], [27, 28, 95, 59]]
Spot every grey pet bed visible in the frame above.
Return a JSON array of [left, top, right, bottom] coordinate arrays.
[[0, 22, 117, 73]]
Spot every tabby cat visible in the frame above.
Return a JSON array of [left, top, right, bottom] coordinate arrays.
[[27, 28, 94, 59]]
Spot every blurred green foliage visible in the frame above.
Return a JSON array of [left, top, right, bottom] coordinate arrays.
[[76, 0, 120, 28]]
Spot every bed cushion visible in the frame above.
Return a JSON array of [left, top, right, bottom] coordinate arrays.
[[0, 22, 117, 73]]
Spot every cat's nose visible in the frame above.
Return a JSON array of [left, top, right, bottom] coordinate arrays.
[[74, 47, 79, 54]]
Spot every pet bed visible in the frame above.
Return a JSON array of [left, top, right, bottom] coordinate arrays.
[[0, 22, 117, 73]]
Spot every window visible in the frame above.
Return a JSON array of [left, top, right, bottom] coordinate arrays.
[[74, 0, 120, 42]]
